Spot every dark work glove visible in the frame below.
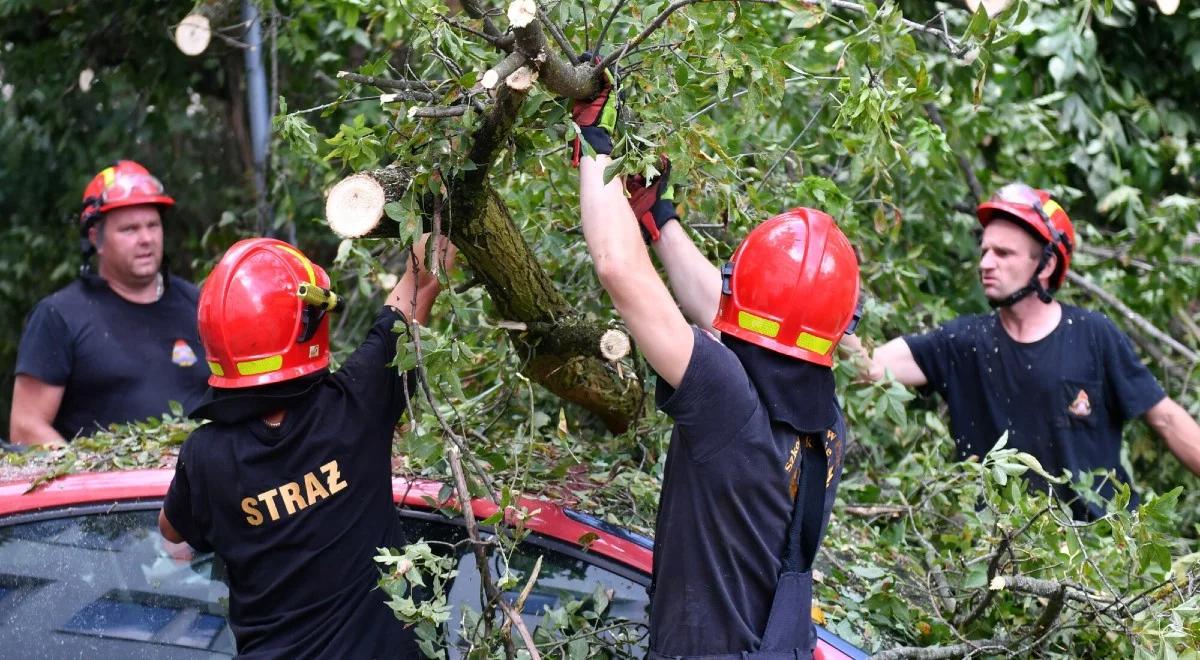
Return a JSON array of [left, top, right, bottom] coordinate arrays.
[[569, 54, 618, 167], [625, 157, 679, 243]]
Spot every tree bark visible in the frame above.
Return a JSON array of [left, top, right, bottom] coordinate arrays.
[[325, 167, 414, 238], [326, 170, 643, 431], [450, 188, 641, 432]]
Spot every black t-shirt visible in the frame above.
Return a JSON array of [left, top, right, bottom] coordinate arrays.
[[163, 308, 419, 659], [15, 274, 208, 439], [650, 327, 846, 656], [904, 304, 1166, 519]]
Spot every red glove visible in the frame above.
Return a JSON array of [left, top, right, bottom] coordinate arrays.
[[569, 55, 618, 167], [625, 157, 679, 243]]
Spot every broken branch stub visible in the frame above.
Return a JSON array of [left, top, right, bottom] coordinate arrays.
[[175, 15, 212, 56], [505, 66, 537, 91], [507, 0, 537, 28], [174, 0, 236, 56], [324, 168, 413, 239], [599, 329, 631, 362]]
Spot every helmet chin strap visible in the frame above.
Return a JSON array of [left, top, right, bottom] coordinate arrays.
[[988, 244, 1056, 309]]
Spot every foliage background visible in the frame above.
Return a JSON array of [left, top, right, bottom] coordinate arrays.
[[2, 0, 1198, 655]]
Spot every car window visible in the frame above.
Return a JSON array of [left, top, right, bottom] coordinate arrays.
[[0, 504, 649, 657], [0, 508, 234, 658]]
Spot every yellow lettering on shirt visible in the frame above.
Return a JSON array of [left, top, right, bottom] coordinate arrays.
[[241, 460, 351, 526], [258, 488, 282, 521], [321, 460, 348, 494], [279, 482, 308, 515], [242, 497, 264, 526], [304, 471, 331, 503]]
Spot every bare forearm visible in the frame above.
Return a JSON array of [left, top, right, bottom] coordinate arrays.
[[653, 222, 721, 333], [10, 416, 66, 446], [580, 156, 649, 282], [1148, 398, 1200, 476]]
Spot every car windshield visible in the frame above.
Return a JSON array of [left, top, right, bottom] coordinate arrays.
[[0, 504, 649, 657]]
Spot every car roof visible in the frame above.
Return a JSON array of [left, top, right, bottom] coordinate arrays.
[[0, 469, 867, 659], [0, 469, 653, 574]]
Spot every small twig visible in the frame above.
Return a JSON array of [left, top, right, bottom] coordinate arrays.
[[538, 7, 577, 62], [336, 71, 446, 92], [289, 95, 382, 115], [593, 0, 629, 56], [759, 96, 829, 187], [923, 102, 983, 205]]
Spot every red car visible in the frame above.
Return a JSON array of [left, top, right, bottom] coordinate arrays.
[[0, 469, 865, 659]]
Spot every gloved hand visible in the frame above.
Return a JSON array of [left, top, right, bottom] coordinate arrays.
[[569, 54, 618, 167], [625, 157, 680, 243]]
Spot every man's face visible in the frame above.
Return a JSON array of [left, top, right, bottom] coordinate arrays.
[[93, 205, 164, 285], [979, 218, 1047, 302]]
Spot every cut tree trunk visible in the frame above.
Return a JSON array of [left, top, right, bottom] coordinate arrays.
[[175, 0, 237, 56], [325, 167, 414, 238], [325, 171, 643, 432]]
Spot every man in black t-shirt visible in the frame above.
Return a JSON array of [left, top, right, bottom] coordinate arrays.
[[844, 184, 1200, 519], [11, 160, 208, 445], [570, 78, 861, 658], [158, 234, 454, 658]]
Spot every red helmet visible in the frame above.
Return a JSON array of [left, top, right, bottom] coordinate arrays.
[[198, 238, 335, 389], [712, 208, 860, 367], [977, 183, 1074, 290], [80, 160, 175, 227]]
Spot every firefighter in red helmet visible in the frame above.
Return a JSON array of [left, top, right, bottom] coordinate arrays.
[[844, 183, 1200, 520], [159, 233, 455, 658], [570, 73, 859, 658], [11, 160, 208, 445]]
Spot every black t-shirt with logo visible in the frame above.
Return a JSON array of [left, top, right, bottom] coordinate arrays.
[[650, 327, 846, 656], [904, 304, 1166, 519], [15, 274, 208, 439], [163, 308, 419, 659]]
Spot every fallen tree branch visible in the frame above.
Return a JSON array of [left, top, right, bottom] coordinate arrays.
[[872, 637, 1011, 659], [409, 105, 470, 118], [1066, 271, 1200, 365], [337, 71, 446, 92]]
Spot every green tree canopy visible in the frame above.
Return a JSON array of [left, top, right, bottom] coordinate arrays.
[[2, 0, 1198, 655]]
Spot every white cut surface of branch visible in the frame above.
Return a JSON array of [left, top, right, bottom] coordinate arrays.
[[325, 174, 386, 238], [505, 66, 538, 91], [507, 0, 537, 28], [600, 329, 631, 362], [175, 14, 212, 56]]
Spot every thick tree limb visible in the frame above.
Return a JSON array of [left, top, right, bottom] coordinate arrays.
[[1067, 271, 1200, 364], [447, 188, 642, 432]]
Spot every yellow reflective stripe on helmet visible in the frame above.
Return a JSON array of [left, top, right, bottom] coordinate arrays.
[[1042, 200, 1064, 219], [207, 361, 225, 377], [273, 245, 316, 285], [737, 311, 780, 338], [796, 332, 833, 355], [101, 167, 116, 187], [236, 355, 283, 376]]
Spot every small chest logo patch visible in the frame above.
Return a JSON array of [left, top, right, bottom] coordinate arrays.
[[1068, 389, 1092, 417], [172, 339, 198, 367]]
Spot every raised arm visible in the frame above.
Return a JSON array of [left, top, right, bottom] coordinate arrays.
[[649, 209, 722, 335], [386, 232, 457, 325], [1144, 397, 1200, 476], [580, 155, 694, 387]]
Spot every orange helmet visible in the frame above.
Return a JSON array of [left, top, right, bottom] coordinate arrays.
[[80, 160, 175, 228], [712, 208, 860, 367], [198, 238, 338, 389], [977, 183, 1074, 292]]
